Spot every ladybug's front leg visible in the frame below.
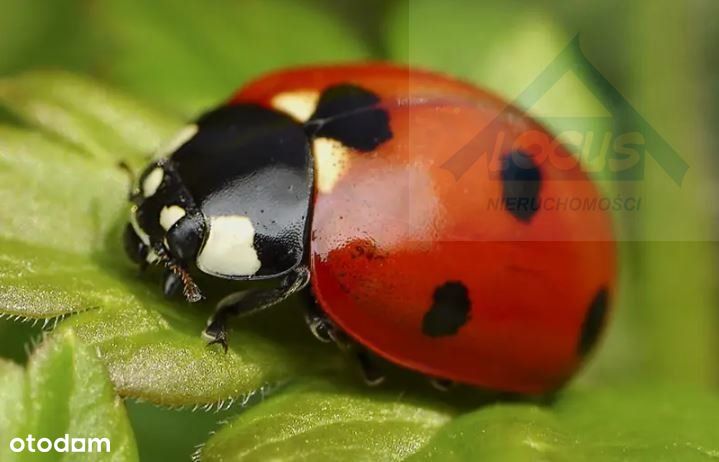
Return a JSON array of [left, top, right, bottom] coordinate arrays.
[[303, 304, 385, 386], [203, 266, 310, 352], [303, 303, 341, 344]]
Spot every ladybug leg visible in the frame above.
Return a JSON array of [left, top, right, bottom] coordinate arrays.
[[428, 378, 454, 391], [302, 304, 385, 386], [203, 266, 310, 352], [355, 347, 385, 386], [303, 304, 341, 344]]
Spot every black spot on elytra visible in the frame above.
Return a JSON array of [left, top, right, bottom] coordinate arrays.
[[578, 287, 609, 356], [501, 151, 542, 222], [422, 282, 471, 337], [306, 84, 392, 152]]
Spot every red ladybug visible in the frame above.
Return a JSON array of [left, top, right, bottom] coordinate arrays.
[[124, 64, 616, 394]]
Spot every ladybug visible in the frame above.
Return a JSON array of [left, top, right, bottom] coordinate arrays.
[[123, 64, 615, 394]]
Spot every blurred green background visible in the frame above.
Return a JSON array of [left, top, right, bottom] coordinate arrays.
[[0, 0, 717, 460]]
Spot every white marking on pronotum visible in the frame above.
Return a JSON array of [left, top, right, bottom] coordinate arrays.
[[142, 167, 164, 197], [129, 206, 150, 245], [157, 124, 198, 158], [196, 216, 261, 277], [313, 137, 350, 193], [270, 90, 320, 122], [159, 205, 187, 231]]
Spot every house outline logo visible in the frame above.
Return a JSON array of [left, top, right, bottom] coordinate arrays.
[[441, 35, 688, 186]]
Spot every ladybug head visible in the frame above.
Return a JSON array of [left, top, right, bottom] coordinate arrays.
[[123, 160, 206, 302]]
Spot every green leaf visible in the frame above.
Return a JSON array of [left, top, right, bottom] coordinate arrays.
[[199, 380, 454, 462], [0, 72, 341, 406], [58, 302, 341, 406], [126, 399, 238, 462], [0, 127, 127, 256], [627, 2, 718, 386], [0, 0, 96, 75], [409, 385, 719, 461], [0, 71, 182, 162], [0, 241, 142, 321], [201, 383, 719, 462], [94, 0, 371, 114], [0, 330, 138, 462]]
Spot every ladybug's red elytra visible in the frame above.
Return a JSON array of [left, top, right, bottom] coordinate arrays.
[[123, 64, 616, 394]]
